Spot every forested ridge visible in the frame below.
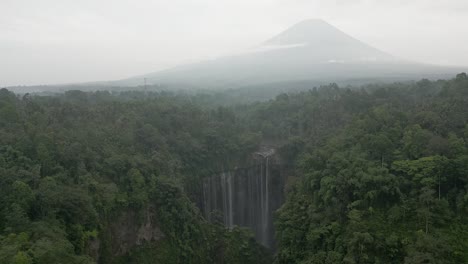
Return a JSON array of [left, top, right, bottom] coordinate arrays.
[[0, 73, 467, 263], [275, 74, 468, 263], [0, 88, 269, 263]]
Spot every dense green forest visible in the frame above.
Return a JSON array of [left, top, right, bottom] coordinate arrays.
[[275, 74, 468, 263], [1, 73, 467, 263], [0, 87, 269, 263]]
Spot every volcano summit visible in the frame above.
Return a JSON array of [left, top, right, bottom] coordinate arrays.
[[96, 19, 464, 88]]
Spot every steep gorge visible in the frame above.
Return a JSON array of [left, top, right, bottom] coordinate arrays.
[[199, 147, 289, 249]]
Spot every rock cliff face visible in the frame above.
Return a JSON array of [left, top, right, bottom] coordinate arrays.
[[89, 206, 165, 262], [200, 147, 288, 249], [109, 206, 165, 256]]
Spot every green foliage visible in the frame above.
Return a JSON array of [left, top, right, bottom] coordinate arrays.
[[276, 75, 468, 263], [0, 88, 269, 263], [1, 74, 467, 263]]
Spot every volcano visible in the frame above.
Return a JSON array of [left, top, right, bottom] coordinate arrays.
[[117, 19, 461, 88], [260, 19, 396, 63]]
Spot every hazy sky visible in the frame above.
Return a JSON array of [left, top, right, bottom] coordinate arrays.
[[2, 0, 468, 86]]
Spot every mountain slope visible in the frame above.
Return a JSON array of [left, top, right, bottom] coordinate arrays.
[[71, 20, 467, 89], [261, 19, 396, 63]]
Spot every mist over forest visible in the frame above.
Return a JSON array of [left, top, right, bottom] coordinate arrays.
[[1, 1, 468, 264]]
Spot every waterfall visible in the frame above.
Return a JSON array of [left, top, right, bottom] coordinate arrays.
[[260, 159, 264, 233], [202, 181, 209, 222], [262, 156, 269, 246], [200, 150, 284, 248], [228, 172, 233, 228]]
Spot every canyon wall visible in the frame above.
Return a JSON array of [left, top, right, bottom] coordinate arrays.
[[200, 148, 287, 248]]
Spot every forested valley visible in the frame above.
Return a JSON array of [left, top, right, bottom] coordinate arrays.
[[1, 73, 468, 263]]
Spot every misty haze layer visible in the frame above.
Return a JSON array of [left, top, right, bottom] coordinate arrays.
[[116, 20, 462, 89]]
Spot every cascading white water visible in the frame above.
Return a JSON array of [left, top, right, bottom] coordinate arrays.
[[228, 172, 233, 228], [261, 156, 269, 246], [220, 172, 228, 226], [260, 159, 264, 234], [201, 149, 283, 248], [202, 181, 209, 222]]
